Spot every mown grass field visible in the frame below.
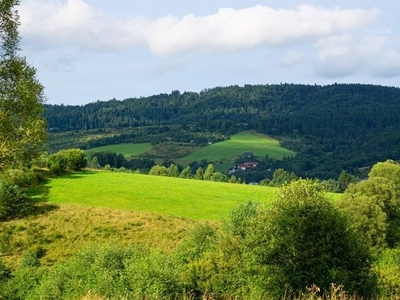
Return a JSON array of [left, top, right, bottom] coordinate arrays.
[[41, 171, 278, 221], [176, 131, 295, 167], [85, 143, 152, 157]]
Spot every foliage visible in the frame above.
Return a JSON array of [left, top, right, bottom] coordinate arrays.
[[87, 150, 155, 172], [195, 167, 204, 180], [58, 149, 87, 171], [168, 163, 179, 177], [148, 165, 168, 176], [374, 247, 400, 298], [338, 160, 400, 252], [179, 166, 192, 179], [173, 182, 374, 298], [203, 164, 215, 180], [47, 148, 87, 174], [0, 0, 47, 169], [0, 167, 40, 188], [268, 168, 297, 187], [245, 180, 376, 297], [338, 170, 358, 192], [47, 152, 67, 175], [0, 179, 34, 220]]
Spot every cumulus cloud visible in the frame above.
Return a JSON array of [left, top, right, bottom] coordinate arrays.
[[19, 0, 379, 56], [315, 35, 400, 78]]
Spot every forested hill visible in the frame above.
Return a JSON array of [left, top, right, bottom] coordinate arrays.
[[44, 83, 400, 178]]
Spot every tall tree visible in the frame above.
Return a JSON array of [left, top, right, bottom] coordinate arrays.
[[0, 0, 47, 169]]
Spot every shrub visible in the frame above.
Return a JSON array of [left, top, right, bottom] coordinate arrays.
[[47, 153, 67, 175], [246, 180, 377, 297], [1, 168, 39, 188], [48, 149, 88, 174], [0, 180, 34, 220], [374, 247, 400, 298], [59, 149, 87, 171]]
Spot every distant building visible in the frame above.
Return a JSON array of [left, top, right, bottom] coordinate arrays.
[[239, 162, 258, 170]]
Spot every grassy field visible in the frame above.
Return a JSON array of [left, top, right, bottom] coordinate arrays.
[[2, 171, 341, 268], [176, 131, 295, 166], [0, 204, 196, 268], [85, 143, 152, 157], [41, 171, 278, 221]]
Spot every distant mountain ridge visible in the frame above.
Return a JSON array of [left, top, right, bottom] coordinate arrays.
[[44, 83, 400, 179]]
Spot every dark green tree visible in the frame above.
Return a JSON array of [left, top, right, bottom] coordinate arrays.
[[338, 170, 358, 192]]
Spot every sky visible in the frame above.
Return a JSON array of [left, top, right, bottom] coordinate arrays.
[[18, 0, 400, 105]]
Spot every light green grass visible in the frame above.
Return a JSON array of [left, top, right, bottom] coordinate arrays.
[[86, 143, 152, 157], [176, 131, 295, 166], [43, 171, 341, 221], [44, 171, 278, 221]]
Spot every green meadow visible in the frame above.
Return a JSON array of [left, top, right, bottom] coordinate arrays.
[[3, 171, 341, 268], [176, 131, 295, 166], [85, 143, 152, 157], [43, 171, 278, 221]]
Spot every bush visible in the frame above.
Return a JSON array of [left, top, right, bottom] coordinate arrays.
[[0, 180, 34, 220], [1, 168, 39, 188], [374, 247, 400, 298], [47, 153, 67, 175], [59, 149, 87, 171], [246, 180, 377, 297]]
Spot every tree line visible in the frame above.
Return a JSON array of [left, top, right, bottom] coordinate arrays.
[[44, 83, 400, 179]]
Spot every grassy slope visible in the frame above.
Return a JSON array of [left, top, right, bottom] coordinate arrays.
[[85, 143, 152, 157], [1, 204, 195, 268], [44, 171, 278, 221], [177, 131, 295, 166], [3, 171, 341, 268]]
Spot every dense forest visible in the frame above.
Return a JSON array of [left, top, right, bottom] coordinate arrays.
[[44, 83, 400, 179]]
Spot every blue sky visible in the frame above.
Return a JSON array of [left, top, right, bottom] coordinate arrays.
[[19, 0, 400, 105]]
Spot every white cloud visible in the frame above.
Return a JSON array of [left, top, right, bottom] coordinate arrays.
[[315, 35, 400, 78], [280, 51, 307, 67], [19, 1, 379, 55]]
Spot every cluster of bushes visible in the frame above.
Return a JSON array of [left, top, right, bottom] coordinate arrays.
[[0, 148, 87, 221], [149, 163, 245, 184], [0, 168, 44, 221], [87, 151, 155, 173], [3, 179, 398, 299]]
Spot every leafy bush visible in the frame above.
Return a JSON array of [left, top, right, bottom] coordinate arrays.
[[59, 149, 87, 171], [0, 180, 33, 220], [1, 168, 39, 188], [250, 180, 376, 297], [47, 149, 87, 175], [338, 160, 400, 252], [374, 247, 400, 298], [22, 244, 184, 300], [47, 153, 67, 175]]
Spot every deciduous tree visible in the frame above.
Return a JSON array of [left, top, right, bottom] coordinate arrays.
[[0, 0, 47, 169]]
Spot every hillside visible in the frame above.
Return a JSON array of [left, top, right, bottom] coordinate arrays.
[[44, 83, 400, 179], [39, 171, 279, 220]]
